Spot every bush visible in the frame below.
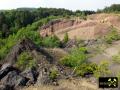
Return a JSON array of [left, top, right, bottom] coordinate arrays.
[[105, 28, 120, 44], [75, 63, 97, 76], [16, 52, 36, 70], [60, 47, 87, 67], [42, 35, 61, 48]]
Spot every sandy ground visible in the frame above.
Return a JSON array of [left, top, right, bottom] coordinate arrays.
[[88, 41, 120, 75]]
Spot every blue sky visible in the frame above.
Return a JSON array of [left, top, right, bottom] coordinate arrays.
[[0, 0, 120, 11]]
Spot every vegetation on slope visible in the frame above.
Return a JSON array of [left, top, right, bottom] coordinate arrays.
[[0, 8, 95, 38], [60, 47, 87, 67], [16, 52, 36, 70], [104, 27, 120, 44], [0, 16, 61, 60]]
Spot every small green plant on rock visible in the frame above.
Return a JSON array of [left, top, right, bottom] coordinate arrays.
[[49, 70, 58, 80]]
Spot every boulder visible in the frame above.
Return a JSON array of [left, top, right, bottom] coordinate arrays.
[[21, 67, 39, 85], [1, 71, 29, 88], [0, 63, 18, 80]]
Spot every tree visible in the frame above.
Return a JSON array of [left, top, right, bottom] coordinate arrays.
[[63, 32, 69, 43]]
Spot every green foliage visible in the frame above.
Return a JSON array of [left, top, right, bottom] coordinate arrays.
[[16, 52, 36, 70], [112, 55, 120, 64], [75, 63, 97, 76], [105, 28, 120, 44], [103, 4, 120, 13], [60, 47, 87, 67], [49, 70, 58, 80], [0, 8, 74, 38], [63, 32, 69, 43], [0, 16, 59, 60], [94, 61, 111, 78], [42, 35, 61, 48], [0, 35, 16, 60]]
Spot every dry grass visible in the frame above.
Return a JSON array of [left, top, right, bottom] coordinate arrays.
[[22, 78, 101, 90]]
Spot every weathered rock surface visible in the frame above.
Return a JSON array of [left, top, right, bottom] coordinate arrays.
[[0, 63, 19, 80], [21, 67, 39, 85], [40, 19, 81, 37], [39, 14, 120, 40], [1, 71, 29, 87], [4, 38, 38, 65]]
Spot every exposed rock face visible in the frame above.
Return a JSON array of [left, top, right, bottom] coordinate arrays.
[[39, 14, 120, 40], [0, 63, 19, 80], [21, 67, 39, 85], [39, 19, 81, 37], [4, 38, 38, 65], [1, 71, 29, 87], [64, 39, 78, 48], [3, 38, 55, 65], [0, 63, 39, 90]]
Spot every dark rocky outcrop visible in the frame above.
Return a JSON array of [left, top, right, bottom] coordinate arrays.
[[0, 63, 39, 90], [4, 38, 38, 65], [0, 38, 73, 90], [0, 63, 20, 80], [1, 71, 29, 88], [21, 67, 39, 85], [4, 38, 54, 65]]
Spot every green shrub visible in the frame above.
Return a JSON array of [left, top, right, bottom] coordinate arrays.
[[94, 61, 111, 78], [60, 47, 87, 67], [42, 35, 61, 48], [16, 52, 36, 70], [105, 28, 120, 44], [75, 63, 97, 76]]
